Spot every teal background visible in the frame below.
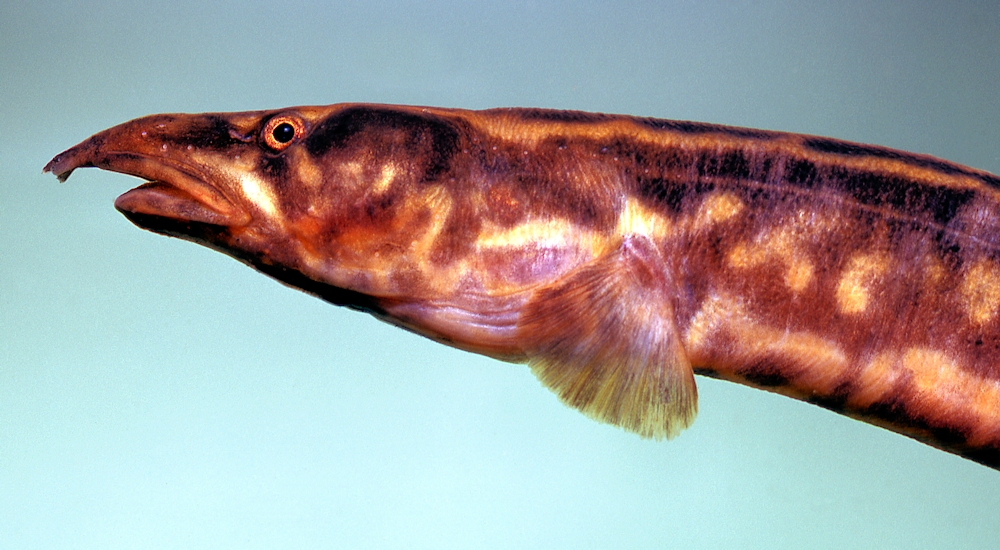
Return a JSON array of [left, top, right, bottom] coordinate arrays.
[[3, 1, 1000, 547]]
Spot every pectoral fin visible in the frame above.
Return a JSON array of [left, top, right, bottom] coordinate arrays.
[[516, 238, 697, 439]]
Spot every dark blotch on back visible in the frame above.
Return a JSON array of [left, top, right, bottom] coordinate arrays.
[[631, 146, 771, 214], [627, 146, 699, 215], [504, 108, 616, 124], [640, 118, 779, 140], [305, 106, 460, 181], [827, 167, 974, 226], [802, 137, 995, 182], [805, 138, 908, 161], [784, 159, 819, 187], [702, 149, 753, 181], [778, 156, 973, 226], [981, 173, 1000, 190], [637, 178, 693, 215], [621, 130, 978, 227]]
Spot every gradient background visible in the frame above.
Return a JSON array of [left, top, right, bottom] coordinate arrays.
[[3, 1, 1000, 548]]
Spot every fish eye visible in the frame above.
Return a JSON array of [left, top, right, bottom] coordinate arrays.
[[273, 123, 295, 143], [262, 115, 304, 152]]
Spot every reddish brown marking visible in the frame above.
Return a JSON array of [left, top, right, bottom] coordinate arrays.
[[45, 104, 1000, 469]]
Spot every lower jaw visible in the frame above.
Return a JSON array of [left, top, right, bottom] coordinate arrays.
[[114, 181, 238, 226]]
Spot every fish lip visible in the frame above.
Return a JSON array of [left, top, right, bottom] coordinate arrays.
[[114, 181, 238, 227], [45, 146, 251, 227]]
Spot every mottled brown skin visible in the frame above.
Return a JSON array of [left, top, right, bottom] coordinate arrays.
[[45, 104, 1000, 469]]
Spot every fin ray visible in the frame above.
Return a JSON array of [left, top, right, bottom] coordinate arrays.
[[517, 237, 696, 439]]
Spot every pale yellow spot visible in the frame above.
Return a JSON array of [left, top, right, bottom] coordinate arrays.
[[836, 279, 868, 314], [785, 259, 814, 293], [693, 193, 744, 229], [835, 253, 888, 314], [924, 257, 946, 287], [850, 351, 904, 408], [684, 293, 848, 394], [726, 227, 814, 293], [971, 384, 1000, 445], [961, 260, 1000, 325], [901, 347, 997, 438], [477, 218, 580, 249], [392, 186, 462, 296], [684, 294, 747, 352], [475, 216, 612, 269], [240, 175, 279, 219], [617, 198, 672, 239], [409, 186, 451, 256], [473, 216, 612, 297], [294, 154, 324, 190], [741, 323, 847, 393], [765, 230, 797, 264], [343, 160, 364, 177], [334, 160, 367, 193], [905, 347, 961, 397], [850, 346, 1000, 443], [372, 162, 398, 195], [725, 242, 761, 269], [298, 247, 324, 272]]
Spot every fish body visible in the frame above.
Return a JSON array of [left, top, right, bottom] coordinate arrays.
[[45, 104, 1000, 468]]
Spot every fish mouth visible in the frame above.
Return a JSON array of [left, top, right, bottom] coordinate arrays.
[[114, 180, 237, 227], [44, 133, 250, 229]]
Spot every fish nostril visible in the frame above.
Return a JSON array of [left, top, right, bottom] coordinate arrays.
[[228, 127, 254, 143]]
